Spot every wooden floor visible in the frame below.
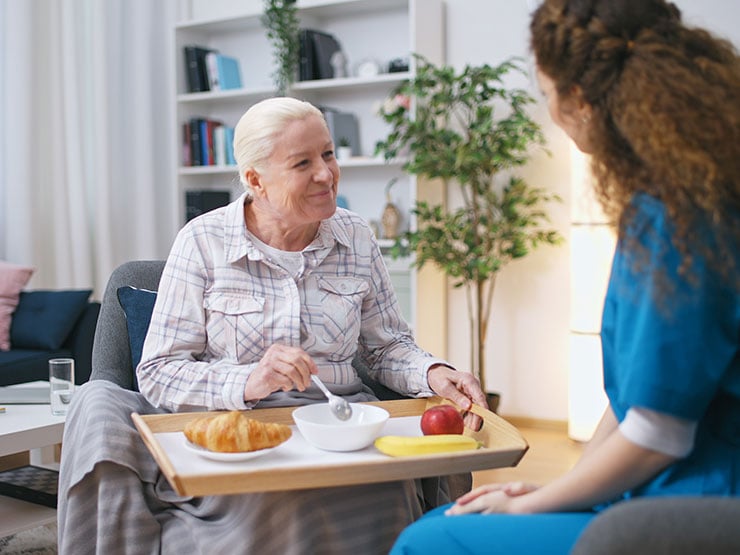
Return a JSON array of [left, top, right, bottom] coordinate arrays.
[[473, 418, 584, 488]]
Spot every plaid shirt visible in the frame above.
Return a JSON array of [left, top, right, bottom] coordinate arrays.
[[137, 193, 445, 412]]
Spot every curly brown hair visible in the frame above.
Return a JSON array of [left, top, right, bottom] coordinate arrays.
[[531, 0, 740, 286]]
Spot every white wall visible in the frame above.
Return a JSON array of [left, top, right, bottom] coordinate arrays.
[[442, 0, 740, 421], [185, 0, 740, 422], [443, 1, 571, 420]]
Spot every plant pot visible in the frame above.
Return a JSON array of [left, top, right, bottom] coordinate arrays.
[[337, 146, 352, 161], [485, 392, 501, 414]]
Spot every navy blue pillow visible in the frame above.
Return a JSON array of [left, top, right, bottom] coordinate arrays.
[[10, 289, 92, 349], [117, 286, 157, 369]]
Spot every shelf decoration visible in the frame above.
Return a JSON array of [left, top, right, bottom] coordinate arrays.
[[336, 137, 352, 161], [261, 0, 299, 95], [381, 178, 402, 240]]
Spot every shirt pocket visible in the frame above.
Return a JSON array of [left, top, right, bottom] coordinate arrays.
[[204, 291, 265, 362], [315, 277, 369, 361]]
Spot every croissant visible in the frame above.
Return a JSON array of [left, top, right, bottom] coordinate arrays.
[[184, 411, 292, 453]]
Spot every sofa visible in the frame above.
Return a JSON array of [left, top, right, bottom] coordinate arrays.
[[0, 290, 100, 386]]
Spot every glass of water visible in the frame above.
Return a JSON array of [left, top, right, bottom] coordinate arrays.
[[49, 358, 75, 416]]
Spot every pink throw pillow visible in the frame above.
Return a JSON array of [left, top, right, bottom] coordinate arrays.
[[0, 261, 34, 351]]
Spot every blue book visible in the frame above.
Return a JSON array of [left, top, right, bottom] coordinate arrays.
[[199, 120, 209, 165], [224, 127, 236, 165], [208, 54, 242, 91]]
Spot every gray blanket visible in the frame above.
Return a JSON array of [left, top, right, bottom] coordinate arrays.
[[57, 380, 442, 554]]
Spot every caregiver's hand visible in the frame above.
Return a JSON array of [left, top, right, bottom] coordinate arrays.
[[445, 482, 540, 515]]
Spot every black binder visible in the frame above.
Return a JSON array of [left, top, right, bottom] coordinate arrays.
[[299, 30, 342, 81], [183, 45, 216, 92], [185, 191, 231, 222]]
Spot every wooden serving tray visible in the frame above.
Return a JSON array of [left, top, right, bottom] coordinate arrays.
[[132, 396, 528, 497]]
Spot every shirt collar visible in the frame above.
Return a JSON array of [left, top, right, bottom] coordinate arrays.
[[223, 193, 352, 262], [311, 208, 352, 251], [224, 192, 252, 264]]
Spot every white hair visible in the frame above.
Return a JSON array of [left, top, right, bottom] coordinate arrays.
[[233, 97, 326, 194]]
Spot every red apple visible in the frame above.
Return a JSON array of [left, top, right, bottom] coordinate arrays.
[[420, 405, 465, 435]]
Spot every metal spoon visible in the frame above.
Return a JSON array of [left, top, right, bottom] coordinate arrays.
[[311, 375, 353, 421]]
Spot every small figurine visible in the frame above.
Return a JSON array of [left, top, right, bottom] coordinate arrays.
[[330, 51, 348, 78], [381, 178, 402, 239]]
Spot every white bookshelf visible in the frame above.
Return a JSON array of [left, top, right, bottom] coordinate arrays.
[[172, 0, 445, 331]]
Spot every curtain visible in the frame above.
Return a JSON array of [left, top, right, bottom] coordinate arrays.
[[0, 0, 185, 297]]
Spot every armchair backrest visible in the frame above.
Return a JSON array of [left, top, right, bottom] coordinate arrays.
[[90, 258, 403, 400], [91, 260, 165, 391]]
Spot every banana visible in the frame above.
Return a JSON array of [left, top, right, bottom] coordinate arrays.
[[374, 434, 482, 457]]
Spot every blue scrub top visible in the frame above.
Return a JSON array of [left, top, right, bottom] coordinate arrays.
[[601, 194, 740, 498]]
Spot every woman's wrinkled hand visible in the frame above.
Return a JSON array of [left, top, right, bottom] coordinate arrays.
[[445, 482, 540, 515], [244, 344, 318, 401], [427, 365, 488, 431]]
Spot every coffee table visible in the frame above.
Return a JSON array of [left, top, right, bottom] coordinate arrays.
[[0, 382, 65, 537]]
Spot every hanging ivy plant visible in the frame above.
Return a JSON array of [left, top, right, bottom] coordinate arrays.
[[262, 0, 300, 96]]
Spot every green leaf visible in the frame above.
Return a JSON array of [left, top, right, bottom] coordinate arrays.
[[376, 54, 564, 380]]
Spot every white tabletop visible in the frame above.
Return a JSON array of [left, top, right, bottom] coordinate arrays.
[[0, 382, 66, 458], [0, 381, 67, 538]]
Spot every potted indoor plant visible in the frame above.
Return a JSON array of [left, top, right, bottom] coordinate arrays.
[[376, 56, 563, 409], [261, 0, 299, 95], [336, 137, 353, 161]]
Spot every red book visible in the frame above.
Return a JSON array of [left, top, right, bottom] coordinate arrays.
[[205, 119, 223, 165]]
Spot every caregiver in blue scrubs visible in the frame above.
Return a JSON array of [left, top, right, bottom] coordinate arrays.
[[391, 0, 740, 553]]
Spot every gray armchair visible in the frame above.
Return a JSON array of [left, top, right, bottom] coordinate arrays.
[[90, 259, 165, 390], [91, 259, 405, 400], [572, 496, 740, 554], [90, 259, 471, 502]]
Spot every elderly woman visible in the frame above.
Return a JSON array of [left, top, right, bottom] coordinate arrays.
[[57, 97, 486, 555]]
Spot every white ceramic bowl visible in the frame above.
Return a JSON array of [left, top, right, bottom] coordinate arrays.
[[292, 403, 390, 452]]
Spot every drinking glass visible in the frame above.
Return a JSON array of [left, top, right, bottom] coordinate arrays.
[[49, 358, 75, 416]]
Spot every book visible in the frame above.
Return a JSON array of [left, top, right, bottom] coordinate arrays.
[[205, 53, 243, 91], [205, 52, 220, 90], [188, 118, 227, 166], [0, 465, 58, 508], [215, 55, 242, 90], [201, 119, 222, 166], [183, 45, 216, 93], [184, 46, 202, 92], [299, 30, 314, 82], [185, 191, 231, 222], [298, 29, 342, 81], [189, 117, 204, 166], [213, 125, 226, 166], [224, 126, 236, 165], [199, 120, 209, 165], [182, 121, 192, 166], [323, 109, 361, 155]]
